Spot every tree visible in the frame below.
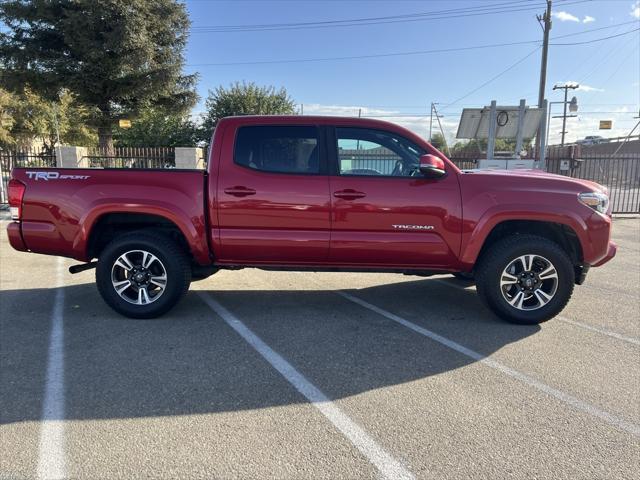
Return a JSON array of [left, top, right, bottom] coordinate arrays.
[[0, 89, 14, 148], [113, 108, 200, 147], [429, 133, 447, 151], [450, 138, 533, 156], [202, 82, 296, 135], [0, 87, 95, 151], [0, 0, 197, 153]]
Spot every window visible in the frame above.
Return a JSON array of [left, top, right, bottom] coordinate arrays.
[[234, 126, 320, 174], [336, 128, 425, 177]]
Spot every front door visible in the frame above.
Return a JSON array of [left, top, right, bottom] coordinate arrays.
[[217, 124, 331, 264], [329, 127, 461, 268]]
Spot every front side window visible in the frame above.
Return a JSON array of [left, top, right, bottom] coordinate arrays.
[[336, 127, 425, 177], [234, 126, 320, 174]]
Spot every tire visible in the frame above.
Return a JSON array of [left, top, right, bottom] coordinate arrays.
[[96, 231, 191, 319], [475, 235, 574, 325]]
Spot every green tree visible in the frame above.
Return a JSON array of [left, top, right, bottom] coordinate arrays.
[[0, 87, 95, 151], [202, 82, 296, 135], [0, 0, 197, 153], [429, 133, 447, 151], [113, 108, 200, 147], [450, 138, 533, 156]]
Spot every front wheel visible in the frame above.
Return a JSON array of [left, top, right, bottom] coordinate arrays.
[[475, 235, 574, 324], [96, 232, 191, 319]]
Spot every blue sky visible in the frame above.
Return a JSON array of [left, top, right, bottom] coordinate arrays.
[[183, 0, 639, 143]]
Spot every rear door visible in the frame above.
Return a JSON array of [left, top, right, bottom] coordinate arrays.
[[328, 126, 461, 268], [217, 124, 331, 264]]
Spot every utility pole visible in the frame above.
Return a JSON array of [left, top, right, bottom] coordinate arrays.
[[553, 83, 579, 145], [429, 103, 434, 141], [537, 0, 552, 108], [535, 0, 552, 162], [432, 103, 450, 155], [429, 102, 444, 143]]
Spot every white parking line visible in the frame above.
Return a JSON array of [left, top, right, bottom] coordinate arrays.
[[336, 290, 640, 438], [197, 292, 415, 480], [557, 317, 640, 346], [37, 257, 66, 480], [433, 278, 640, 346]]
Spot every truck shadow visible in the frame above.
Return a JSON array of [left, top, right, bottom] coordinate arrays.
[[1, 277, 539, 424]]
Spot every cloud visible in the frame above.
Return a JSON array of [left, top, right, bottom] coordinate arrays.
[[301, 103, 459, 142], [303, 103, 635, 147], [582, 15, 595, 23], [552, 11, 580, 22], [577, 84, 605, 92], [556, 81, 605, 92], [547, 112, 636, 144], [632, 1, 640, 19]]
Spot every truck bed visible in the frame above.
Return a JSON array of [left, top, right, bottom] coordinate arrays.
[[9, 168, 210, 264]]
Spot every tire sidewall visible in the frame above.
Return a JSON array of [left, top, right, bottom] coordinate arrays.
[[96, 234, 189, 319], [477, 239, 574, 324]]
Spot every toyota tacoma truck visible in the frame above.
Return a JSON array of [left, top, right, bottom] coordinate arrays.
[[6, 116, 616, 324]]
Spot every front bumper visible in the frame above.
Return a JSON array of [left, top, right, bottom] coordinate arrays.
[[592, 241, 617, 267]]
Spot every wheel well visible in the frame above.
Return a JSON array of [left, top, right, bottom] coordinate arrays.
[[87, 213, 192, 260], [477, 220, 583, 266]]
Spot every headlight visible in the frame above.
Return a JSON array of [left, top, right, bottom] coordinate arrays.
[[579, 191, 609, 214]]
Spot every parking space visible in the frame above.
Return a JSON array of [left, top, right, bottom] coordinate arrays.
[[1, 216, 639, 479]]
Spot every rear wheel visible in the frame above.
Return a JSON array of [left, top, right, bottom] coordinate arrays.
[[96, 232, 191, 319], [476, 235, 574, 324]]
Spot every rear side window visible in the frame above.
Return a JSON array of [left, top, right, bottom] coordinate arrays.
[[234, 126, 320, 174]]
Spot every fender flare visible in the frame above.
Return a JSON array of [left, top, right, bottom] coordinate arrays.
[[73, 203, 211, 265], [459, 204, 589, 267]]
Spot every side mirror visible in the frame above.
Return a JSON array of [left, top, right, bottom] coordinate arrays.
[[419, 154, 446, 178]]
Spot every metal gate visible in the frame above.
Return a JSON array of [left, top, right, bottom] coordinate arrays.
[[83, 146, 175, 169], [547, 152, 640, 214], [0, 148, 57, 204]]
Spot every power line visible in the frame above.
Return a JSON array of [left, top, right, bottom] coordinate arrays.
[[191, 1, 552, 33], [185, 25, 639, 67], [442, 47, 542, 109], [190, 0, 589, 33], [549, 28, 640, 45]]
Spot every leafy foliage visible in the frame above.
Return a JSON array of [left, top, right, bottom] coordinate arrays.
[[450, 138, 533, 155], [429, 133, 447, 151], [202, 82, 297, 135], [0, 87, 95, 151], [0, 0, 197, 151], [113, 108, 201, 147]]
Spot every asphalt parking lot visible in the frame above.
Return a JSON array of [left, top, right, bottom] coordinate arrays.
[[1, 215, 639, 479]]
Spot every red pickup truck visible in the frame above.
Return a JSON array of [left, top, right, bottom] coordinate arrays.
[[6, 116, 616, 324]]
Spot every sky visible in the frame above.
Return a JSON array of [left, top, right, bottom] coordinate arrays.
[[183, 0, 640, 145]]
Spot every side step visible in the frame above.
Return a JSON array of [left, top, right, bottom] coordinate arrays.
[[69, 261, 98, 274]]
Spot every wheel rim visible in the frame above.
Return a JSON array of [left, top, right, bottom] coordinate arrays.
[[111, 250, 167, 305], [499, 254, 558, 311]]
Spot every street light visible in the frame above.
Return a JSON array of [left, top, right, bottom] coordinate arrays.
[[546, 96, 579, 147], [569, 96, 578, 113]]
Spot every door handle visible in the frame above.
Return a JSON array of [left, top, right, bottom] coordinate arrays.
[[224, 186, 256, 197], [333, 189, 366, 200]]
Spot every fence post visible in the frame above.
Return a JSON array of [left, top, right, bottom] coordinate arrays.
[[56, 146, 89, 168], [174, 147, 201, 169]]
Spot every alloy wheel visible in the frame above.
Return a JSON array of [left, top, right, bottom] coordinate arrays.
[[499, 254, 559, 311], [111, 250, 168, 305]]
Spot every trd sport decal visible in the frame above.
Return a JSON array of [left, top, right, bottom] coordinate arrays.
[[26, 171, 91, 181]]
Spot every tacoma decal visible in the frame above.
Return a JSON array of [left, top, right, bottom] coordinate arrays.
[[392, 224, 435, 230]]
